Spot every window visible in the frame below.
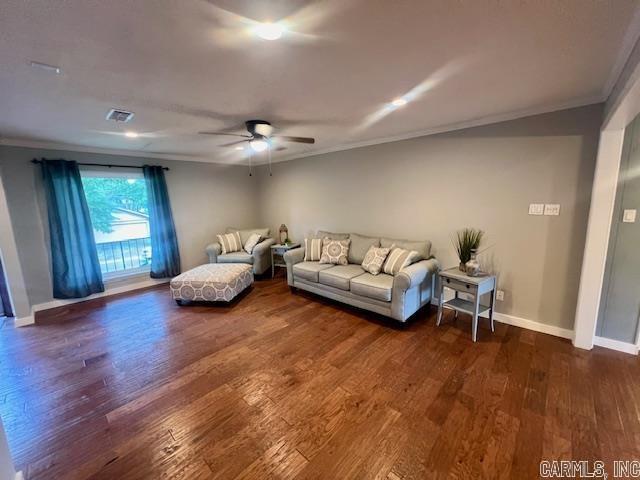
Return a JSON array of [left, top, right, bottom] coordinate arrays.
[[81, 170, 151, 278]]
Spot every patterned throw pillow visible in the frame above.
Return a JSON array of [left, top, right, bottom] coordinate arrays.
[[304, 238, 323, 261], [319, 238, 350, 265], [217, 231, 242, 254], [361, 246, 391, 275], [382, 247, 419, 275], [244, 233, 262, 254]]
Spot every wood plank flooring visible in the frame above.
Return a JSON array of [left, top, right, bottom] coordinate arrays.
[[0, 274, 638, 479]]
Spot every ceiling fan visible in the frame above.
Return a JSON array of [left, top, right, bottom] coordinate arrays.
[[199, 120, 315, 152]]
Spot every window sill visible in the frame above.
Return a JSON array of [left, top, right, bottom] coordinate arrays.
[[103, 266, 151, 284]]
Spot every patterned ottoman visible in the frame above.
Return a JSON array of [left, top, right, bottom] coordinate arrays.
[[170, 264, 253, 304]]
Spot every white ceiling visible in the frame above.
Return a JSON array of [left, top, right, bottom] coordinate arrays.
[[1, 0, 639, 164]]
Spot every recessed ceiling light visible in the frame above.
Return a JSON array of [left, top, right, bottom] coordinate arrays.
[[391, 98, 408, 107], [124, 131, 139, 138], [249, 139, 269, 152], [254, 22, 285, 40]]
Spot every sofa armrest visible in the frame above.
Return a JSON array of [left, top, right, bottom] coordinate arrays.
[[284, 247, 305, 265], [394, 258, 440, 292], [284, 247, 305, 287], [251, 237, 276, 275], [206, 242, 222, 263]]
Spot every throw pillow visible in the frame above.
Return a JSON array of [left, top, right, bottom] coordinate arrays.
[[382, 247, 419, 275], [304, 238, 323, 261], [361, 245, 391, 275], [217, 231, 242, 254], [319, 238, 350, 265], [244, 233, 262, 254]]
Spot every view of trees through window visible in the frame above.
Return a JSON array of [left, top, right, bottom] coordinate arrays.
[[81, 176, 152, 275]]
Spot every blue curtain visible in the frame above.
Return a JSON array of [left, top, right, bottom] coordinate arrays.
[[143, 165, 181, 278], [40, 159, 104, 299]]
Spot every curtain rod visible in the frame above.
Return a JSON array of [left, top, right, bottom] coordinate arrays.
[[31, 159, 169, 171]]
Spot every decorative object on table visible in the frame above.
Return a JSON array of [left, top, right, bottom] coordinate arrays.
[[279, 224, 289, 244], [436, 268, 497, 342], [453, 228, 484, 271], [465, 248, 481, 277], [271, 242, 301, 278]]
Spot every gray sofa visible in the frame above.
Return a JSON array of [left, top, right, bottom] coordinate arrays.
[[284, 231, 439, 322], [206, 227, 276, 275]]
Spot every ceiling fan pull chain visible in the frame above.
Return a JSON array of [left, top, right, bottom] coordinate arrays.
[[268, 143, 273, 177], [249, 149, 253, 177]]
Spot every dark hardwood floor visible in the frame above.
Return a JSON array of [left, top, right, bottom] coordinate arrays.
[[0, 274, 638, 479]]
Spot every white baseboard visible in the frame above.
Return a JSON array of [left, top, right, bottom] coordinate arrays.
[[15, 471, 24, 480], [430, 298, 574, 340], [25, 277, 169, 323], [14, 315, 35, 327], [594, 336, 639, 355], [491, 312, 573, 339]]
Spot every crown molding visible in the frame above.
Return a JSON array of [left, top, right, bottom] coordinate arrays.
[[1, 95, 604, 167], [273, 95, 605, 164], [603, 6, 640, 100], [0, 137, 220, 164]]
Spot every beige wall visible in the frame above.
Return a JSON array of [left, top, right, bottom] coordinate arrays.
[[0, 145, 260, 308], [256, 105, 603, 330]]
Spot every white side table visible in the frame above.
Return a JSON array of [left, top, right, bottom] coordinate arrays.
[[436, 268, 497, 342], [270, 243, 301, 278]]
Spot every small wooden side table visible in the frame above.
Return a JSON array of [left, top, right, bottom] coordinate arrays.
[[270, 243, 300, 278], [436, 268, 497, 342]]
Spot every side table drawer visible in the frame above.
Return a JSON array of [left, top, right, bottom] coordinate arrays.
[[442, 277, 477, 295]]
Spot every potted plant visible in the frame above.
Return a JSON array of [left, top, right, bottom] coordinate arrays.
[[452, 228, 484, 272]]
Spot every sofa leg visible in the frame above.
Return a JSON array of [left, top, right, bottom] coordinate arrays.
[[175, 299, 184, 306], [289, 286, 297, 293]]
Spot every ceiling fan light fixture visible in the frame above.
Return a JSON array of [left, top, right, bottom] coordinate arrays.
[[254, 22, 285, 40], [249, 139, 269, 152], [235, 146, 244, 150]]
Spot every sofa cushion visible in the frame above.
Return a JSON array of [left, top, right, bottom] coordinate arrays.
[[244, 233, 262, 254], [227, 227, 270, 245], [361, 245, 391, 275], [320, 238, 350, 265], [293, 261, 333, 283], [319, 264, 366, 291], [348, 233, 380, 264], [351, 273, 394, 302], [304, 238, 323, 261], [218, 252, 254, 264], [380, 237, 431, 260], [317, 230, 350, 240], [217, 232, 242, 254], [382, 247, 419, 275]]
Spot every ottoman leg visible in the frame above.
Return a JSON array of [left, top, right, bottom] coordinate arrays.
[[175, 299, 184, 306]]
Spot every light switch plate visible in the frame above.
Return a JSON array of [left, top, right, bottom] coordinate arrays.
[[544, 204, 561, 216], [529, 203, 544, 215], [496, 290, 504, 301], [623, 209, 637, 223]]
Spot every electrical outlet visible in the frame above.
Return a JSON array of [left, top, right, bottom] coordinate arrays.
[[623, 209, 637, 223], [544, 204, 561, 216], [528, 203, 544, 215], [496, 290, 504, 301]]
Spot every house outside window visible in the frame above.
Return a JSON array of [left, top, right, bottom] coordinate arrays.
[[80, 169, 151, 278]]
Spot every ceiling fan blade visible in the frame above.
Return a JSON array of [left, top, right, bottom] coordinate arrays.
[[219, 140, 249, 147], [199, 131, 251, 138], [274, 146, 287, 151], [273, 135, 315, 144]]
